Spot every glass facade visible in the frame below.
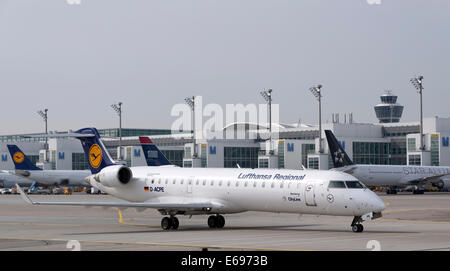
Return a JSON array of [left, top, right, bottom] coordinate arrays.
[[98, 128, 173, 137], [0, 129, 173, 143], [201, 145, 207, 168], [352, 142, 391, 165], [28, 155, 39, 167], [184, 147, 191, 159], [408, 138, 416, 152], [161, 150, 184, 167], [259, 158, 269, 168], [72, 153, 89, 170], [431, 135, 439, 166], [390, 140, 407, 165], [301, 144, 315, 168], [278, 141, 285, 169], [408, 154, 421, 166], [224, 147, 259, 168], [308, 157, 319, 169]]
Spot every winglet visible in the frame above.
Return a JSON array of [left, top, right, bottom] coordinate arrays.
[[15, 184, 36, 205]]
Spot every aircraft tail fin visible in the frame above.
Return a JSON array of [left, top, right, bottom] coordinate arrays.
[[139, 137, 172, 166], [325, 130, 354, 168], [6, 145, 42, 171], [74, 128, 118, 174]]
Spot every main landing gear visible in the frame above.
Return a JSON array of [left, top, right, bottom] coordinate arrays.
[[351, 216, 364, 233], [207, 215, 225, 229], [160, 215, 226, 230], [161, 216, 179, 230]]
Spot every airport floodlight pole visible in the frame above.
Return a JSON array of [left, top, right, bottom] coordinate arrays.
[[185, 96, 197, 158], [37, 109, 49, 162], [309, 85, 323, 153], [111, 102, 123, 160], [410, 76, 424, 151], [260, 89, 273, 152]]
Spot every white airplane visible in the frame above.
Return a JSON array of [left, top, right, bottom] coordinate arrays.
[[326, 130, 450, 194], [7, 144, 91, 187], [16, 128, 386, 233], [0, 170, 33, 188]]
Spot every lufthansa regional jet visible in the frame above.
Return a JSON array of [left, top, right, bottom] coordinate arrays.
[[325, 130, 450, 194], [17, 128, 386, 232], [7, 145, 91, 187]]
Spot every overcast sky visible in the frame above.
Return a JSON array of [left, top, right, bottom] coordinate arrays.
[[0, 0, 449, 135]]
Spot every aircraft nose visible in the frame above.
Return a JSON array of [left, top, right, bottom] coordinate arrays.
[[371, 192, 386, 212]]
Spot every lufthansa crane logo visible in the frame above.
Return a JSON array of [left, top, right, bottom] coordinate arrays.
[[13, 152, 24, 164], [89, 144, 102, 169]]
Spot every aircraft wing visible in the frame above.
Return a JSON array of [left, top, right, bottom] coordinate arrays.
[[16, 184, 217, 211], [331, 165, 358, 175], [402, 173, 450, 186]]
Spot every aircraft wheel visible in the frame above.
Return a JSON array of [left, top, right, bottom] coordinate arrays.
[[161, 217, 172, 230], [171, 217, 179, 230], [352, 224, 364, 233], [216, 215, 225, 228], [208, 215, 217, 228]]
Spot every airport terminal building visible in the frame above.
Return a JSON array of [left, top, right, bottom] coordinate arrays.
[[0, 92, 449, 172], [1, 116, 450, 172]]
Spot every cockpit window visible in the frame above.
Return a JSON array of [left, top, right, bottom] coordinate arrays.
[[345, 181, 365, 189], [328, 181, 346, 188]]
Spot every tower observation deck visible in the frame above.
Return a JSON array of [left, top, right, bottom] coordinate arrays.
[[374, 91, 404, 123]]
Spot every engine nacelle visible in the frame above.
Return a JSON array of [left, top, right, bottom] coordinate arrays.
[[435, 179, 450, 190], [94, 165, 133, 187]]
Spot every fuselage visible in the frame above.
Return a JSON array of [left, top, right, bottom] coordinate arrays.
[[88, 167, 385, 217], [334, 164, 450, 187], [0, 172, 33, 188], [19, 170, 91, 186]]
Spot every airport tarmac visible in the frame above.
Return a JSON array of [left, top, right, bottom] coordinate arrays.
[[0, 192, 449, 251]]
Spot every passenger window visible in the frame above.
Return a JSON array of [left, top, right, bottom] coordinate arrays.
[[219, 180, 223, 186], [253, 182, 257, 188], [173, 179, 176, 185], [345, 181, 365, 189], [211, 180, 214, 186], [152, 179, 155, 184], [227, 181, 231, 187], [203, 180, 206, 186], [271, 182, 275, 188], [280, 182, 284, 189], [262, 182, 265, 188], [165, 179, 168, 185], [328, 181, 346, 188], [236, 181, 239, 187], [181, 180, 184, 185], [244, 181, 248, 187], [196, 180, 199, 185]]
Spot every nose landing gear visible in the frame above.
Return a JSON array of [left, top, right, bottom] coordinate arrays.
[[351, 216, 364, 233]]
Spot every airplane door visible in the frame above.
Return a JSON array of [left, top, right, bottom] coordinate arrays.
[[187, 179, 193, 194], [305, 183, 317, 206]]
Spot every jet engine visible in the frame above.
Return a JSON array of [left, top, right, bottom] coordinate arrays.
[[435, 179, 450, 190], [94, 165, 133, 187]]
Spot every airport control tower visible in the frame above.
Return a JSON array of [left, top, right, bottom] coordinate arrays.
[[374, 91, 404, 123]]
